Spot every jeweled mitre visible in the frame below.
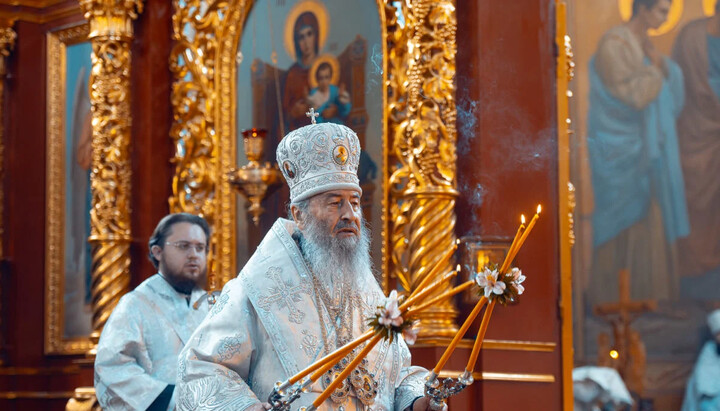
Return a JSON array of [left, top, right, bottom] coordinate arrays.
[[276, 122, 362, 202]]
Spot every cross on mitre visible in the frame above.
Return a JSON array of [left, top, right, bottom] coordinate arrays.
[[306, 107, 320, 124]]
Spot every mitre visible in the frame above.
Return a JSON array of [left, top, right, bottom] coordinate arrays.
[[276, 116, 362, 203]]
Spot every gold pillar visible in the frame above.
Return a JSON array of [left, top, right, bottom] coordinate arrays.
[[0, 18, 15, 367], [79, 0, 143, 343], [387, 1, 460, 338], [555, 2, 576, 409]]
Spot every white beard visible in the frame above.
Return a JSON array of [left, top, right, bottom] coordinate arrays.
[[297, 216, 374, 295]]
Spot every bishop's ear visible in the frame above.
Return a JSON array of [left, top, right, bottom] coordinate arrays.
[[290, 204, 306, 230]]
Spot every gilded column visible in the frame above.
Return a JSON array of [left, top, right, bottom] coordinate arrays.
[[0, 18, 15, 366], [79, 0, 143, 343], [387, 0, 459, 338]]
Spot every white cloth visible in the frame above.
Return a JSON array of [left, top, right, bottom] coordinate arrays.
[[177, 218, 426, 411], [682, 341, 720, 411], [94, 274, 210, 410], [573, 366, 633, 410], [708, 309, 720, 335]]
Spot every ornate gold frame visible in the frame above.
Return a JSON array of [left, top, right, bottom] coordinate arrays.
[[170, 1, 461, 338], [555, 1, 575, 409], [45, 22, 94, 355]]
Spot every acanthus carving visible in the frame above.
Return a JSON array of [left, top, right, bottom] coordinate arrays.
[[387, 0, 458, 338], [79, 0, 142, 338], [169, 0, 242, 289]]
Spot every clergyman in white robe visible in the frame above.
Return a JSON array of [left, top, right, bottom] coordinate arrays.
[[176, 219, 426, 411], [682, 310, 720, 411], [94, 274, 210, 410]]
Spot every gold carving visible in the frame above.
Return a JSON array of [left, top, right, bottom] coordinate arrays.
[[66, 387, 101, 411], [0, 4, 81, 24], [79, 0, 142, 342], [412, 338, 557, 352], [568, 181, 576, 247], [0, 391, 77, 400], [438, 370, 556, 383], [387, 0, 459, 339], [45, 23, 95, 355], [555, 2, 575, 410], [168, 0, 246, 289]]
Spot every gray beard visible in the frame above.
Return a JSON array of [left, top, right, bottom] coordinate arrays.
[[297, 216, 373, 294]]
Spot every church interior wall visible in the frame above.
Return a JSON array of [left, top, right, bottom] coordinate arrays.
[[0, 0, 572, 409], [455, 0, 564, 409]]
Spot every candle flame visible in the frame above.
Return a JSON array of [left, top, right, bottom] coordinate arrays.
[[456, 264, 461, 272], [521, 214, 526, 224], [537, 204, 542, 214]]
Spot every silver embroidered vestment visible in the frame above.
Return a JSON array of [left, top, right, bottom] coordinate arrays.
[[94, 274, 210, 410], [177, 219, 426, 411]]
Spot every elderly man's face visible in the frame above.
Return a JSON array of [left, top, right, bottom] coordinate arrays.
[[297, 189, 362, 242]]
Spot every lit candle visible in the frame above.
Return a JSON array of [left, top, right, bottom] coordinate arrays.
[[400, 269, 458, 312], [409, 245, 457, 298], [408, 280, 474, 314], [312, 333, 384, 407], [501, 205, 541, 273], [432, 297, 488, 374], [288, 330, 374, 384], [465, 300, 496, 372], [502, 215, 525, 272]]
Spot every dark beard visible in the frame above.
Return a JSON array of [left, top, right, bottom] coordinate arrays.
[[296, 215, 373, 290], [160, 268, 205, 295]]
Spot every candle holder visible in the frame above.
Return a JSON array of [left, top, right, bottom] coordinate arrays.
[[267, 379, 309, 411], [423, 370, 473, 410], [227, 128, 282, 225]]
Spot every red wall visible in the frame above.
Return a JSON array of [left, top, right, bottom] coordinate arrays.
[[454, 0, 563, 409]]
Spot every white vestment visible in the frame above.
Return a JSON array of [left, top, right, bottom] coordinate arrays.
[[177, 219, 426, 411], [682, 341, 720, 411], [95, 274, 210, 410]]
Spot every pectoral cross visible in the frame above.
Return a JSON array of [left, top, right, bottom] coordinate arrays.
[[306, 107, 319, 124], [257, 266, 311, 324]]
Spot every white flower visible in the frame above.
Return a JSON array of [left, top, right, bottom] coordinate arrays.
[[475, 267, 506, 298], [402, 325, 419, 345], [379, 290, 403, 327], [510, 267, 526, 295]]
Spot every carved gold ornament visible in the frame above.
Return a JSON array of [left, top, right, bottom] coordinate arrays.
[[79, 0, 143, 342], [387, 0, 459, 338]]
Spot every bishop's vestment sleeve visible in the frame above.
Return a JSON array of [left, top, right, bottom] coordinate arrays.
[[393, 340, 427, 411], [176, 278, 262, 411], [94, 295, 169, 411]]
